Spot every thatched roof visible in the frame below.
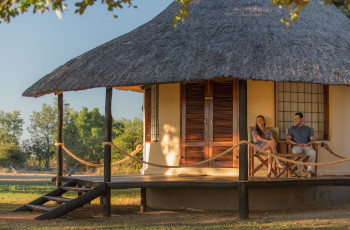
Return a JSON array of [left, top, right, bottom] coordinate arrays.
[[23, 0, 350, 97]]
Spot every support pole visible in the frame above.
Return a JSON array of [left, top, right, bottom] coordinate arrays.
[[238, 80, 248, 219], [103, 87, 112, 217], [140, 188, 147, 212], [56, 93, 64, 187]]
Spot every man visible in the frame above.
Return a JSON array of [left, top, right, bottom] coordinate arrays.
[[286, 112, 316, 178]]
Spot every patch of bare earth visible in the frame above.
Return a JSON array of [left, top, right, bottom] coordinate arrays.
[[1, 202, 350, 227]]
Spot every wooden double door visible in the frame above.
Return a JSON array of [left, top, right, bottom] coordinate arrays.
[[180, 79, 239, 168]]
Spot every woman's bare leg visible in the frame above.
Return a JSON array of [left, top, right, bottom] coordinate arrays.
[[265, 142, 284, 167], [261, 145, 273, 177]]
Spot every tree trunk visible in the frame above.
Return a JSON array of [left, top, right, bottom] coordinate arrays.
[[45, 159, 50, 170], [38, 157, 42, 170]]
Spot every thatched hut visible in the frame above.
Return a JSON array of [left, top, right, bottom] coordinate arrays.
[[23, 0, 350, 213]]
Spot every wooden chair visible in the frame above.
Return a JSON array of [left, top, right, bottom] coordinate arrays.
[[274, 152, 309, 178], [275, 129, 318, 178], [248, 126, 280, 177]]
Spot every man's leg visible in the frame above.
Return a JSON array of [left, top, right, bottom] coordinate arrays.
[[303, 146, 316, 173], [292, 146, 305, 172]]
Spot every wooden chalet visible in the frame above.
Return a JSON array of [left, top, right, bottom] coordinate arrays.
[[20, 0, 350, 220]]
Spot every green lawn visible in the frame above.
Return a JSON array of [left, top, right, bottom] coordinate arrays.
[[0, 180, 350, 229]]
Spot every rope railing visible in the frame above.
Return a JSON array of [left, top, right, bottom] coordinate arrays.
[[102, 142, 236, 168], [56, 141, 350, 169], [278, 141, 347, 160], [55, 143, 142, 167], [322, 143, 346, 159], [103, 141, 350, 168]]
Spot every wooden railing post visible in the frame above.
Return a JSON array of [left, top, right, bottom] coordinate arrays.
[[103, 87, 112, 217], [56, 93, 64, 187], [238, 80, 249, 219]]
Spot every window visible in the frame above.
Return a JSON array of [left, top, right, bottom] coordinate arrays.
[[275, 82, 329, 140], [144, 85, 159, 142]]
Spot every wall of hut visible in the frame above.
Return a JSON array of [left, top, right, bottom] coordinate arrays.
[[141, 81, 350, 176]]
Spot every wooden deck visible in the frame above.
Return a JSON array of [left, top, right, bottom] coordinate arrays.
[[62, 174, 350, 189]]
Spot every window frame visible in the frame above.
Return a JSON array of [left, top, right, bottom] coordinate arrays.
[[274, 82, 329, 141], [144, 85, 159, 143]]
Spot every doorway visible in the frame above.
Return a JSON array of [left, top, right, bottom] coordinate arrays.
[[180, 79, 239, 168]]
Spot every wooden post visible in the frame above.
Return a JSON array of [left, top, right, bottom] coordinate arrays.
[[56, 93, 64, 187], [103, 87, 112, 217], [140, 188, 147, 212], [238, 80, 249, 219]]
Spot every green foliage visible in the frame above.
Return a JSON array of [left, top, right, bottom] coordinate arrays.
[[0, 111, 25, 166], [20, 99, 143, 174], [0, 110, 23, 143], [27, 103, 57, 170], [334, 0, 350, 18], [0, 0, 136, 23], [339, 5, 350, 17], [64, 107, 105, 169], [0, 141, 26, 166], [112, 117, 143, 174]]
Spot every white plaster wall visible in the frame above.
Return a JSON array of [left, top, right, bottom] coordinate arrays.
[[317, 86, 350, 175], [142, 83, 181, 175], [247, 80, 275, 128]]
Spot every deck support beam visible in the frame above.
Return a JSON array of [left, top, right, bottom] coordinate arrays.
[[56, 93, 64, 187], [140, 188, 147, 212], [103, 87, 112, 217], [238, 80, 249, 219]]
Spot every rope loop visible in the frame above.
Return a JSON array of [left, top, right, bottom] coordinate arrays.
[[55, 142, 142, 167]]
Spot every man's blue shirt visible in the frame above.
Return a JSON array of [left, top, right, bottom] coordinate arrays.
[[287, 125, 314, 144]]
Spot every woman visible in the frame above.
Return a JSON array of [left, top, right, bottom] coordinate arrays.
[[252, 115, 285, 178]]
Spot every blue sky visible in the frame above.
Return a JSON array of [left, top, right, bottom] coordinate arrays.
[[0, 0, 173, 140]]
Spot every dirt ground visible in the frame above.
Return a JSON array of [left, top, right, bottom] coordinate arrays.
[[1, 201, 350, 228], [1, 173, 350, 228]]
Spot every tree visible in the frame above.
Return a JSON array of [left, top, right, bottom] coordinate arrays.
[[0, 0, 349, 26], [27, 103, 57, 170], [74, 107, 105, 165], [112, 117, 143, 174], [0, 110, 23, 143], [0, 111, 26, 166]]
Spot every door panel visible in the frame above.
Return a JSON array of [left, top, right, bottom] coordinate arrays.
[[181, 83, 208, 167], [212, 146, 234, 168], [184, 146, 207, 167], [213, 80, 233, 142], [212, 80, 238, 168], [181, 79, 239, 168], [185, 83, 205, 142]]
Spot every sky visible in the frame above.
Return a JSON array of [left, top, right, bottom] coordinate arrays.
[[0, 0, 173, 140]]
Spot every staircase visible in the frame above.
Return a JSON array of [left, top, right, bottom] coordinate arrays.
[[14, 180, 106, 220]]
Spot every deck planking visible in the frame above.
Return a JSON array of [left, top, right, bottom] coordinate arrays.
[[61, 174, 350, 189]]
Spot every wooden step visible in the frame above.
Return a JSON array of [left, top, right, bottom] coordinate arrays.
[[25, 204, 54, 212], [43, 196, 72, 203], [36, 183, 106, 220], [60, 186, 92, 192], [14, 180, 77, 212]]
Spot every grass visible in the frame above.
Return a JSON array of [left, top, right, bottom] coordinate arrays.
[[0, 180, 350, 229]]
